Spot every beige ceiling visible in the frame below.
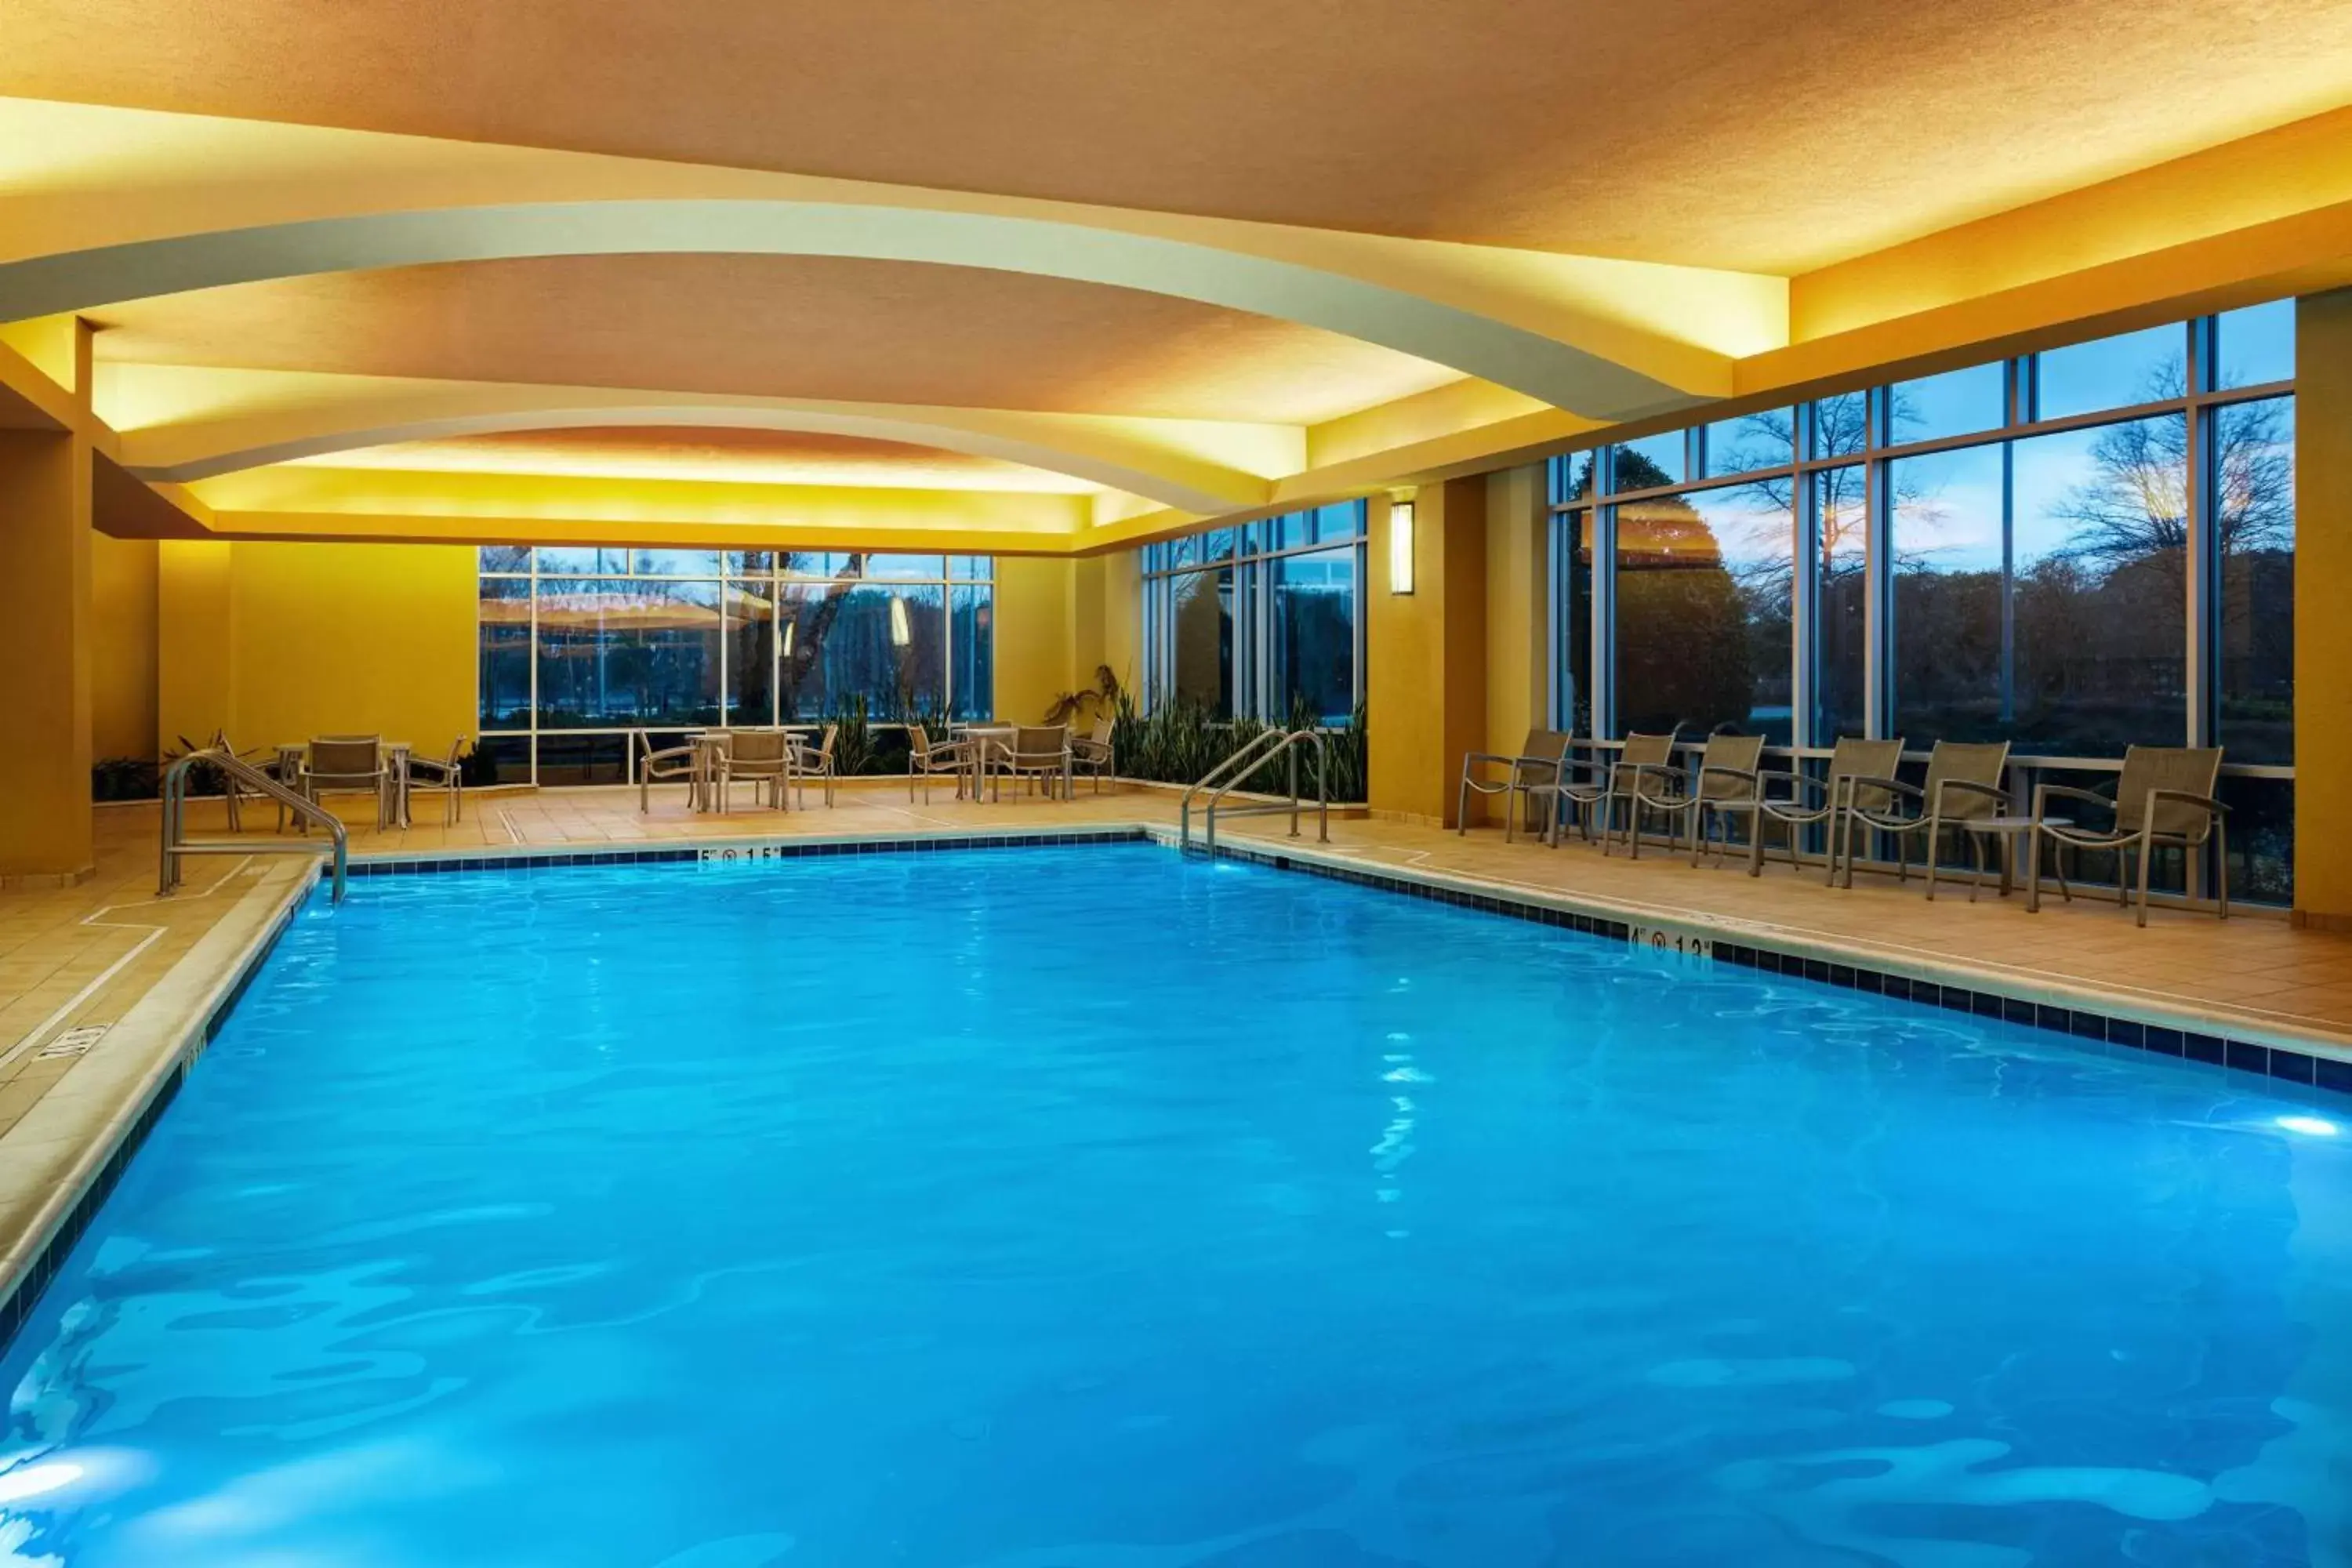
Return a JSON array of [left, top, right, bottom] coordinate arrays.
[[86, 256, 1462, 426], [286, 426, 1106, 494], [7, 0, 2352, 270]]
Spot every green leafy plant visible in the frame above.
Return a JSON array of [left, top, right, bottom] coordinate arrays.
[[91, 756, 159, 802], [1104, 692, 1367, 803], [1046, 665, 1123, 728]]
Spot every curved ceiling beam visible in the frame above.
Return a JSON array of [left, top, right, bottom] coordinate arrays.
[[113, 382, 1285, 516], [2, 200, 1724, 419]]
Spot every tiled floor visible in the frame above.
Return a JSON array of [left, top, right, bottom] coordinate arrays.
[[4, 777, 2352, 1325]]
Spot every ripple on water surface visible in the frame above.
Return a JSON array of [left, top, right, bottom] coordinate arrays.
[[0, 844, 2346, 1566]]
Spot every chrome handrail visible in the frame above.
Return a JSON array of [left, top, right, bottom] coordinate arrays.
[[1179, 727, 1289, 851], [1181, 728, 1330, 854], [160, 746, 348, 904]]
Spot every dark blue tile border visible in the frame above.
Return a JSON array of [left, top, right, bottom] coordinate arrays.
[[1193, 836, 2352, 1105]]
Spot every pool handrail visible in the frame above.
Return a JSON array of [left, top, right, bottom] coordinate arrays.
[[160, 746, 349, 905], [1181, 728, 1330, 855]]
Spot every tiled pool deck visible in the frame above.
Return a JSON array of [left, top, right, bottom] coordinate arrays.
[[2, 778, 2350, 1334]]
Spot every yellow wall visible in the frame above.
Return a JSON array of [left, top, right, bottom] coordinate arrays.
[[157, 540, 477, 760], [2296, 289, 2352, 925], [1367, 481, 1486, 825], [992, 555, 1076, 724], [0, 426, 95, 880], [92, 531, 158, 761]]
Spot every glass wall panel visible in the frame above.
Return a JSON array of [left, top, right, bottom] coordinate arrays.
[[631, 549, 722, 575], [1812, 392, 1869, 459], [949, 555, 993, 581], [2216, 300, 2296, 390], [1171, 567, 1234, 717], [1271, 546, 1357, 724], [1813, 466, 1869, 742], [533, 731, 630, 786], [2217, 395, 2296, 764], [952, 586, 995, 722], [2035, 324, 2183, 420], [471, 734, 532, 786], [1556, 510, 1593, 735], [535, 547, 628, 575], [1890, 445, 2006, 746], [1704, 410, 1792, 478], [861, 554, 947, 580], [1686, 488, 1795, 742], [1612, 431, 1683, 488], [724, 579, 776, 727], [479, 546, 533, 574], [1889, 361, 2005, 445], [1312, 501, 1364, 543], [535, 577, 721, 728], [1615, 491, 1784, 739], [2011, 416, 2187, 754], [477, 575, 533, 730]]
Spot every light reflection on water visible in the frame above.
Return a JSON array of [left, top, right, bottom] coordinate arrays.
[[0, 844, 2344, 1566]]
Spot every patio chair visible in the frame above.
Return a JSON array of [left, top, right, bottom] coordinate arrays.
[[1741, 737, 1905, 883], [636, 731, 701, 813], [299, 735, 393, 830], [714, 729, 791, 812], [1570, 731, 1682, 855], [790, 724, 839, 808], [2026, 746, 2230, 927], [1835, 740, 2011, 890], [1070, 717, 1116, 794], [406, 736, 471, 826], [1457, 728, 1573, 843], [907, 724, 973, 804], [1620, 731, 1766, 866], [995, 725, 1071, 801]]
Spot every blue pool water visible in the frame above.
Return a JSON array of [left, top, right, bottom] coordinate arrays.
[[1, 844, 2349, 1566]]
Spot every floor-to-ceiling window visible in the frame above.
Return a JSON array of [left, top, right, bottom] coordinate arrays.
[[1141, 502, 1366, 724], [1548, 299, 2297, 901], [477, 550, 993, 783]]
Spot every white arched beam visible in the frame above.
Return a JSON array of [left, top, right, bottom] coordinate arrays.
[[4, 200, 1729, 420], [114, 384, 1289, 516]]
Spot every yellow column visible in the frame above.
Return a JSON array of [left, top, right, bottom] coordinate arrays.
[[2296, 290, 2352, 926], [0, 321, 95, 884], [1367, 478, 1487, 826]]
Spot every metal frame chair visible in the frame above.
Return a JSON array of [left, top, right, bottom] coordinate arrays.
[[1621, 731, 1766, 866], [636, 731, 701, 813], [405, 737, 471, 826], [714, 729, 792, 812], [2027, 746, 2230, 927], [790, 724, 839, 808], [1457, 728, 1573, 842], [1740, 737, 1905, 882], [1835, 740, 2012, 891], [907, 724, 973, 803]]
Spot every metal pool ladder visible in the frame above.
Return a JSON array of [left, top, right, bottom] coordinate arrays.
[[160, 747, 349, 904], [1179, 728, 1330, 855]]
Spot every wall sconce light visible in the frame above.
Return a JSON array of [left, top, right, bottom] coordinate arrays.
[[1388, 492, 1417, 595], [888, 594, 912, 648]]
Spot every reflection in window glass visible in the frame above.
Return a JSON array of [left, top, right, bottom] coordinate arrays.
[[1555, 510, 1593, 735], [2010, 418, 2187, 753], [1611, 431, 1683, 490], [478, 575, 533, 728], [535, 547, 629, 575], [1889, 361, 2005, 445], [2216, 299, 2296, 390], [1313, 501, 1366, 543], [1891, 445, 2006, 746], [949, 556, 993, 581], [724, 579, 775, 726], [2217, 396, 2296, 764], [860, 554, 947, 581], [1556, 452, 1599, 503], [2035, 324, 2184, 420], [780, 552, 858, 579], [1811, 392, 1869, 459], [952, 585, 995, 721], [778, 583, 941, 718], [535, 578, 722, 728], [1270, 546, 1357, 724], [1613, 489, 1790, 740], [479, 545, 533, 575], [1703, 410, 1791, 477], [631, 550, 722, 576], [1171, 567, 1233, 718], [1813, 466, 1869, 741]]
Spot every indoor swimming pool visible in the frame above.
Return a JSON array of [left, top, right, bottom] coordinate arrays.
[[0, 843, 2345, 1566]]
